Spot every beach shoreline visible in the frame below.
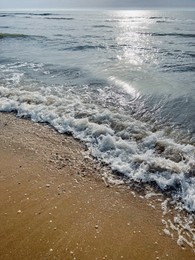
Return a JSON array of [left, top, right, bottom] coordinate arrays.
[[0, 112, 194, 259]]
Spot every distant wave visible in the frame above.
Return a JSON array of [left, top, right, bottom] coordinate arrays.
[[156, 20, 171, 23], [105, 17, 142, 22], [0, 14, 13, 18], [188, 42, 195, 47], [149, 16, 167, 19], [105, 16, 172, 23], [0, 12, 54, 17], [92, 25, 113, 28], [186, 52, 195, 58], [141, 32, 195, 38], [0, 33, 30, 39], [105, 19, 120, 22], [0, 26, 10, 29], [62, 45, 106, 51], [162, 64, 195, 72], [109, 44, 130, 49], [45, 17, 74, 20], [83, 35, 102, 39], [28, 13, 52, 16], [0, 32, 46, 40], [154, 33, 195, 38], [53, 34, 64, 37], [15, 12, 53, 16], [163, 50, 195, 59]]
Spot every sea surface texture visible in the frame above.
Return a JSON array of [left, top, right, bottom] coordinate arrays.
[[0, 10, 195, 212]]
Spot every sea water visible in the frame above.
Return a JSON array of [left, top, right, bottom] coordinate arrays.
[[0, 9, 195, 212]]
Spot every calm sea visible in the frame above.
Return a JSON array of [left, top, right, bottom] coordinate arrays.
[[0, 10, 195, 212]]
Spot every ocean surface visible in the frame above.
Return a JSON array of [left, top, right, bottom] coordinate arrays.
[[0, 9, 195, 212]]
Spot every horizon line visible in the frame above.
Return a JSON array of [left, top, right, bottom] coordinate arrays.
[[0, 7, 195, 11]]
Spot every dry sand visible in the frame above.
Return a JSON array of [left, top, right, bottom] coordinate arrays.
[[0, 112, 194, 260]]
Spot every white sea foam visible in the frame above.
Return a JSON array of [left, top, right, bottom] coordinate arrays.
[[0, 64, 195, 212]]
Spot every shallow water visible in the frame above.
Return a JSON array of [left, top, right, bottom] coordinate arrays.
[[0, 9, 195, 211]]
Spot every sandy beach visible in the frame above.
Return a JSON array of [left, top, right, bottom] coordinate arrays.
[[0, 112, 194, 260]]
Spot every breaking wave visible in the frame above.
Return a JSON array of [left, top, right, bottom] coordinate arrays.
[[0, 79, 194, 212]]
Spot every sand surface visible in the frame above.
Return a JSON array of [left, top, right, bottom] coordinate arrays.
[[0, 112, 194, 260]]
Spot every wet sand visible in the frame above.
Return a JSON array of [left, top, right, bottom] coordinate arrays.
[[0, 112, 194, 260]]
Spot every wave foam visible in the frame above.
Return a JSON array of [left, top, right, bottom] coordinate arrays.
[[0, 60, 195, 212], [0, 82, 195, 212]]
